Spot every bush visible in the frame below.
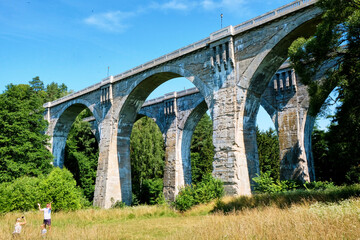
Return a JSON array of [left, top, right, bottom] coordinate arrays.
[[303, 181, 336, 190], [111, 200, 127, 209], [174, 174, 224, 211], [0, 176, 41, 212], [139, 178, 165, 205], [252, 171, 299, 194], [345, 165, 360, 184], [253, 171, 338, 194], [0, 168, 89, 213], [37, 168, 89, 211]]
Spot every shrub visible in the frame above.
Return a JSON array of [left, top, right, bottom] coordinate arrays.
[[252, 171, 299, 193], [174, 174, 224, 211], [345, 165, 360, 184], [174, 185, 196, 212], [0, 168, 89, 213], [303, 181, 336, 190], [0, 176, 41, 212], [139, 178, 165, 205], [111, 200, 127, 209], [37, 168, 89, 211]]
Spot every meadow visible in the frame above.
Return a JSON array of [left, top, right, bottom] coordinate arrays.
[[1, 197, 360, 240]]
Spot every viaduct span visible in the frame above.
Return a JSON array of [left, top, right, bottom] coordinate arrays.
[[44, 0, 322, 208]]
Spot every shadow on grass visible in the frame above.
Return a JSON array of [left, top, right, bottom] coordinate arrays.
[[212, 184, 360, 213]]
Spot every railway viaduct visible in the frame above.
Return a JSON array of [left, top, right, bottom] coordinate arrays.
[[43, 0, 322, 208]]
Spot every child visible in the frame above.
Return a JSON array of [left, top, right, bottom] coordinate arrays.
[[41, 224, 47, 238], [12, 216, 26, 237]]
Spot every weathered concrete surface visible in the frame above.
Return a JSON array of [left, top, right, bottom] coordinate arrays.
[[262, 65, 315, 182], [43, 0, 322, 208]]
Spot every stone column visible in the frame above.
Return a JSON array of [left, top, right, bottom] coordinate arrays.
[[212, 86, 252, 196], [277, 107, 315, 182], [270, 70, 315, 182], [163, 98, 184, 201], [210, 37, 252, 196], [93, 115, 122, 208]]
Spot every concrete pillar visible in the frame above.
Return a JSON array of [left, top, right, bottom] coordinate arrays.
[[93, 117, 122, 208], [273, 71, 315, 182], [277, 107, 315, 182], [163, 99, 184, 201], [212, 86, 252, 196]]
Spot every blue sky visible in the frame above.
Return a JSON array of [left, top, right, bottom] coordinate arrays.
[[1, 0, 331, 130]]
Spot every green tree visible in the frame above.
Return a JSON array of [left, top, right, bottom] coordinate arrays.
[[130, 116, 165, 204], [289, 0, 360, 184], [190, 114, 214, 184], [29, 76, 45, 93], [0, 84, 53, 183], [64, 109, 98, 202], [256, 127, 280, 180], [311, 124, 332, 181], [45, 82, 71, 102]]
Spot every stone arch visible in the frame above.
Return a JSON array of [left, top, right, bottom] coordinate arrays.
[[181, 100, 208, 185], [242, 9, 322, 183], [51, 99, 100, 168], [115, 66, 210, 205]]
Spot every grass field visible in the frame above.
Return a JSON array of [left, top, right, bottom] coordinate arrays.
[[1, 197, 360, 240]]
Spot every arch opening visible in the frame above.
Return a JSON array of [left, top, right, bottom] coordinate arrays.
[[116, 70, 210, 204], [256, 105, 280, 181], [130, 115, 165, 205], [53, 104, 99, 202]]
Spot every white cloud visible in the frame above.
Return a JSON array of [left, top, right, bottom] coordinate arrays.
[[84, 11, 135, 33], [83, 0, 247, 33], [150, 0, 193, 11], [201, 0, 246, 11], [150, 0, 247, 12]]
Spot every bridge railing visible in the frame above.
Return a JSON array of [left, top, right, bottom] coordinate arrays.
[[44, 0, 317, 108], [233, 0, 316, 35], [142, 87, 200, 107]]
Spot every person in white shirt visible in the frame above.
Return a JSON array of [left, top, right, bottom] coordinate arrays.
[[38, 202, 52, 233], [12, 216, 26, 237]]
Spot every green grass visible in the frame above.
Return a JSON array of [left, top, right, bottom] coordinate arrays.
[[1, 185, 360, 239]]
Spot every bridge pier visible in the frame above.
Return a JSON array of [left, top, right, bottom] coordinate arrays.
[[93, 116, 123, 208], [262, 67, 315, 182]]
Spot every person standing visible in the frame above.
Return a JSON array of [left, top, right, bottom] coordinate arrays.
[[38, 202, 52, 233]]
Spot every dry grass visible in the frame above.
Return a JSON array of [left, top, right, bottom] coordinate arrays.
[[1, 199, 360, 239]]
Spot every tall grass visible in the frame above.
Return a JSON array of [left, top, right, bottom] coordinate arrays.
[[213, 184, 360, 212], [1, 186, 360, 239]]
